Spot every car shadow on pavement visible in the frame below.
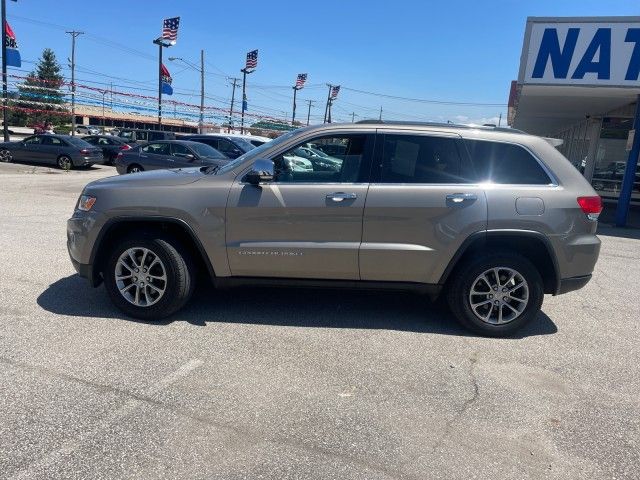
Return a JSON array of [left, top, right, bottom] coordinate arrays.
[[37, 274, 558, 338]]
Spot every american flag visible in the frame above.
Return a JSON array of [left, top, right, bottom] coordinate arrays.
[[245, 49, 258, 70], [330, 85, 340, 99], [162, 17, 180, 42], [295, 73, 307, 89], [5, 21, 18, 49]]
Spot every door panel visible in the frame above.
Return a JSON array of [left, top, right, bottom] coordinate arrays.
[[226, 183, 368, 279], [225, 132, 375, 279], [360, 184, 487, 283], [360, 130, 488, 284]]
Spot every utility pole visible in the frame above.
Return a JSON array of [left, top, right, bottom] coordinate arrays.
[[169, 53, 206, 133], [498, 112, 502, 127], [323, 84, 333, 123], [228, 77, 239, 133], [379, 106, 382, 121], [351, 112, 358, 123], [66, 30, 84, 136], [306, 99, 314, 126], [1, 0, 9, 141]]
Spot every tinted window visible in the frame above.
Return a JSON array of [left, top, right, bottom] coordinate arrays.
[[380, 134, 466, 184], [41, 136, 64, 146], [273, 135, 369, 183], [23, 136, 41, 145], [84, 136, 98, 145], [188, 142, 225, 159], [465, 140, 552, 185], [66, 136, 92, 147], [142, 143, 170, 155], [171, 143, 191, 157]]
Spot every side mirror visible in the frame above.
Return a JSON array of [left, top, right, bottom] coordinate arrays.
[[184, 153, 195, 161], [244, 158, 274, 185]]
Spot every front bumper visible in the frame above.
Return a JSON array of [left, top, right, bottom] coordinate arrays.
[[556, 274, 592, 295], [67, 210, 106, 287]]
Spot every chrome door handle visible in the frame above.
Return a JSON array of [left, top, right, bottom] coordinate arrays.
[[446, 193, 477, 204], [326, 192, 357, 202]]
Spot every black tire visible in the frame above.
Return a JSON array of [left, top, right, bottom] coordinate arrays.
[[0, 148, 11, 163], [446, 253, 544, 337], [57, 155, 73, 170], [103, 235, 196, 320], [127, 164, 143, 173]]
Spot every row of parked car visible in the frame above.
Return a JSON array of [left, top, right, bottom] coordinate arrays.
[[0, 129, 273, 171]]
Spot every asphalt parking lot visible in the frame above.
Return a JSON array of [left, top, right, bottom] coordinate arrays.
[[0, 162, 638, 479]]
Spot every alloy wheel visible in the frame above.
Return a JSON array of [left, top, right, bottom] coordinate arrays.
[[0, 149, 11, 162], [114, 247, 167, 307], [468, 267, 529, 325], [58, 156, 72, 169]]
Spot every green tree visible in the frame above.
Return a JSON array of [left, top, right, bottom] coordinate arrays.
[[9, 48, 66, 126]]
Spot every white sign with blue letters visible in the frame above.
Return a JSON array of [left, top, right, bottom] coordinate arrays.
[[522, 19, 640, 86]]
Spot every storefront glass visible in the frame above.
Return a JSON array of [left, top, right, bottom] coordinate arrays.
[[591, 117, 639, 201]]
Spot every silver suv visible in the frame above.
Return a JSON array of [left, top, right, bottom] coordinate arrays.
[[67, 122, 602, 336]]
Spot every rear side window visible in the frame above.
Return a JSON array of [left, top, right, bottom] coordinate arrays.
[[465, 140, 552, 185], [380, 134, 468, 184]]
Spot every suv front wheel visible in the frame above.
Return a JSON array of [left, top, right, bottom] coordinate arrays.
[[447, 253, 544, 337], [104, 235, 195, 320]]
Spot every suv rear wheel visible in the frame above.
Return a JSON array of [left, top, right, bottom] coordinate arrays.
[[104, 235, 195, 320], [447, 253, 543, 337]]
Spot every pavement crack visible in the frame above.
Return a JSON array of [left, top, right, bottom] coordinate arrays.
[[431, 351, 480, 453]]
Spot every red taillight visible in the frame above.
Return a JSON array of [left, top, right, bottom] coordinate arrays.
[[120, 144, 131, 150], [577, 196, 602, 220]]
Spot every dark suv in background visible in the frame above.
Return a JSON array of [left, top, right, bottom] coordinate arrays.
[[118, 129, 176, 144], [181, 134, 255, 159], [68, 121, 602, 336]]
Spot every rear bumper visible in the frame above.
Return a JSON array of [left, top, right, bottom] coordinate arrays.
[[556, 274, 592, 295]]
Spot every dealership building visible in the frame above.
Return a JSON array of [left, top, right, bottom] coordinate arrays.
[[509, 16, 640, 225]]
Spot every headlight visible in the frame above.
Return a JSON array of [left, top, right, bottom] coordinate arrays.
[[77, 194, 97, 211]]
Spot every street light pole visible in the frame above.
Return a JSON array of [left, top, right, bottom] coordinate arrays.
[[153, 37, 173, 130], [323, 84, 332, 123], [66, 30, 84, 136]]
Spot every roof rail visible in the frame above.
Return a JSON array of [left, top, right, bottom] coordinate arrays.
[[355, 119, 525, 134]]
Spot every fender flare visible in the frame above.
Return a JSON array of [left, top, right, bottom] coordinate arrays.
[[438, 229, 560, 293], [89, 216, 216, 285]]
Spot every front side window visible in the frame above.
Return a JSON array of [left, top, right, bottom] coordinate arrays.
[[380, 134, 466, 184], [142, 143, 170, 155], [465, 140, 552, 185], [273, 135, 369, 183], [171, 143, 191, 157]]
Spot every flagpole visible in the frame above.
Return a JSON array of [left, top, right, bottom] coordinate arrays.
[[323, 84, 332, 124], [1, 0, 8, 142], [157, 40, 163, 129], [291, 86, 297, 126], [240, 68, 247, 135]]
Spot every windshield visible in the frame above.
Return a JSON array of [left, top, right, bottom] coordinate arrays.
[[188, 142, 225, 159], [119, 131, 133, 139], [215, 129, 300, 175]]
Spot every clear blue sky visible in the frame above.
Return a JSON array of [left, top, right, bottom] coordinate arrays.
[[6, 0, 640, 125]]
